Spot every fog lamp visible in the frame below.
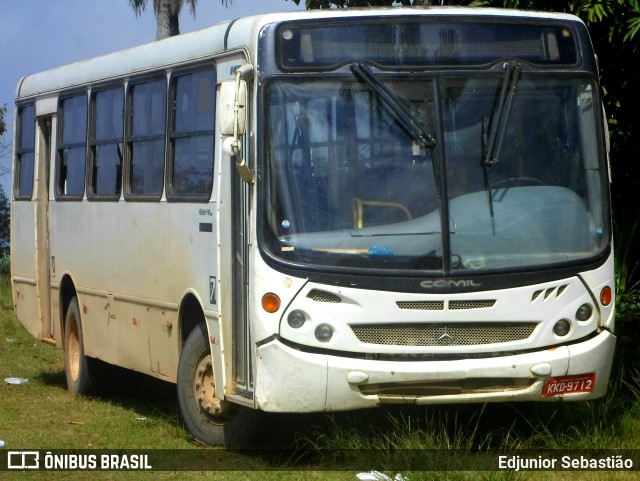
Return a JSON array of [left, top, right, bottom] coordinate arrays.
[[315, 324, 334, 343], [553, 319, 571, 337], [287, 310, 307, 329], [575, 304, 593, 322]]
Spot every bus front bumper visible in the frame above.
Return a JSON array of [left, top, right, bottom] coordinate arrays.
[[253, 330, 616, 412]]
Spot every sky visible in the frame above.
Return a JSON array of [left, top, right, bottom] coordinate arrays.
[[0, 0, 306, 196]]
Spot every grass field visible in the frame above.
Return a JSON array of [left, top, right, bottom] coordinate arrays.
[[1, 275, 640, 480]]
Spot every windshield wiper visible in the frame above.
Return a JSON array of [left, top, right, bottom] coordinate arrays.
[[350, 63, 436, 148], [350, 62, 442, 204], [481, 61, 522, 234], [484, 61, 521, 167]]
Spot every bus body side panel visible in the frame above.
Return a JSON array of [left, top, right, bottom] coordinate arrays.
[[11, 200, 39, 338], [48, 199, 217, 382]]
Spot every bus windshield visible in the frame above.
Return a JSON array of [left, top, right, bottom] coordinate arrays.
[[262, 72, 608, 274]]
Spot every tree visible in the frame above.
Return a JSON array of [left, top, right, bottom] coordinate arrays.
[[0, 104, 10, 181], [0, 103, 6, 136], [0, 183, 8, 255], [129, 0, 233, 40], [129, 0, 197, 39], [0, 104, 8, 255]]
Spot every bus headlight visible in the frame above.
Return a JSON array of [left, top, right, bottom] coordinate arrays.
[[575, 304, 593, 322], [287, 310, 307, 329], [553, 319, 571, 337], [315, 324, 334, 343]]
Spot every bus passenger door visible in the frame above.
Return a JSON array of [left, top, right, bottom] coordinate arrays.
[[232, 162, 252, 395], [217, 58, 253, 403]]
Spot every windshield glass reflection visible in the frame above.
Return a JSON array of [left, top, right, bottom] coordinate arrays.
[[262, 75, 607, 273]]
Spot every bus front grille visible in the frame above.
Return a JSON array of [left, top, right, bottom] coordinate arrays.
[[359, 378, 534, 398], [449, 300, 496, 310], [307, 289, 342, 303], [396, 301, 445, 310], [350, 322, 538, 346], [397, 300, 496, 310]]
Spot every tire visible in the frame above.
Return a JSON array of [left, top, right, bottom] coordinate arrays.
[[64, 297, 93, 395], [177, 322, 259, 446]]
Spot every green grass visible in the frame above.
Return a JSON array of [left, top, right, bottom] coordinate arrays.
[[2, 276, 640, 480]]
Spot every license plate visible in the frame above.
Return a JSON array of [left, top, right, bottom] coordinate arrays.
[[543, 373, 596, 397]]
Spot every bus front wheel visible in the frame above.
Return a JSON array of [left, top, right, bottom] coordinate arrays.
[[177, 322, 258, 446], [64, 297, 93, 395]]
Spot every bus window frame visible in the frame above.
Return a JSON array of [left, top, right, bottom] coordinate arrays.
[[13, 102, 37, 201], [55, 92, 89, 201], [123, 75, 168, 202], [87, 84, 125, 202], [165, 64, 217, 203]]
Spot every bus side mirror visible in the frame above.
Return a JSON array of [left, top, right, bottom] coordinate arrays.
[[221, 64, 253, 183], [220, 80, 247, 136]]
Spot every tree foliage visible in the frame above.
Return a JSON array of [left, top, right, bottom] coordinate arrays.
[[0, 184, 8, 255], [0, 104, 6, 136], [0, 104, 10, 180], [472, 1, 640, 44], [0, 105, 8, 252]]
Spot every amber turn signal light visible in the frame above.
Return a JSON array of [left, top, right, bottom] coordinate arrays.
[[262, 292, 281, 313], [600, 286, 612, 307]]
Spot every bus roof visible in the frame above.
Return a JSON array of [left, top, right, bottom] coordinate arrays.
[[16, 7, 584, 101]]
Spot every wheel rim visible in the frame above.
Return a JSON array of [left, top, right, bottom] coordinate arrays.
[[193, 354, 234, 422], [68, 317, 80, 382]]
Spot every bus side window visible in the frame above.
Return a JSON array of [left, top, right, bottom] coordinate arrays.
[[167, 67, 216, 200], [126, 79, 167, 199], [56, 94, 88, 199], [14, 103, 36, 200], [89, 86, 124, 199]]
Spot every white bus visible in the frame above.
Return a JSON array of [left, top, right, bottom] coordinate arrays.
[[11, 7, 615, 445]]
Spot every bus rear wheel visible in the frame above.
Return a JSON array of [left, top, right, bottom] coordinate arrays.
[[64, 297, 93, 395], [177, 322, 258, 446]]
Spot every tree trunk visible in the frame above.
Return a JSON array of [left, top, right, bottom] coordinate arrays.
[[156, 0, 180, 40]]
